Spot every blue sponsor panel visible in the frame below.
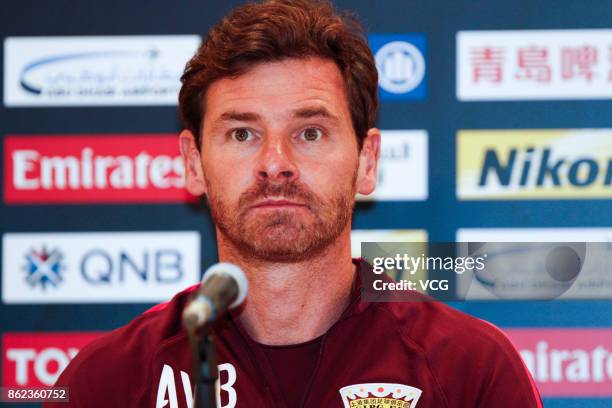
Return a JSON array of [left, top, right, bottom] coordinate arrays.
[[368, 34, 427, 101]]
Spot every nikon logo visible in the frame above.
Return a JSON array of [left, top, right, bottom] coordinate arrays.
[[480, 147, 612, 187], [457, 129, 612, 200]]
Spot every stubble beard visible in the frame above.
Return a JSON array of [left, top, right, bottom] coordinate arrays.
[[206, 172, 357, 263]]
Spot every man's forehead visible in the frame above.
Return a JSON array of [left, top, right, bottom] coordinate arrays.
[[203, 57, 350, 122], [219, 106, 338, 121]]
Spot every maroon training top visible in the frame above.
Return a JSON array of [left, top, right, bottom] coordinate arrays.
[[46, 259, 542, 407], [259, 336, 323, 407]]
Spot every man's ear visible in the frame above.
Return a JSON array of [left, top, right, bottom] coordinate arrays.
[[356, 128, 381, 196], [179, 129, 207, 196]]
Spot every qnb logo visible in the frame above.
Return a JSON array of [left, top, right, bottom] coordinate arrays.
[[79, 249, 184, 285], [23, 247, 64, 290], [375, 41, 426, 94], [479, 147, 612, 188]]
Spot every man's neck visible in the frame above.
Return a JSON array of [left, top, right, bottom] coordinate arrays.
[[216, 227, 356, 345]]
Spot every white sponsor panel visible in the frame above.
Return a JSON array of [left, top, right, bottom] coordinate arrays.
[[2, 231, 200, 303], [351, 229, 427, 258], [3, 35, 200, 106], [456, 228, 612, 300], [357, 130, 428, 201], [352, 229, 429, 291], [457, 30, 612, 100]]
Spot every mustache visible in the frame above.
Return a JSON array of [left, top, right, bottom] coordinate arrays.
[[238, 180, 319, 211]]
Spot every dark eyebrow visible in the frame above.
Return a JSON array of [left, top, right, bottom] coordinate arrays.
[[292, 106, 338, 122], [218, 110, 261, 122]]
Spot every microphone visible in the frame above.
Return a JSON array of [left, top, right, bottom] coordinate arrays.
[[182, 263, 249, 331]]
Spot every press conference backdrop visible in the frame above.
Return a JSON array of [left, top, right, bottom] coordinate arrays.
[[1, 0, 611, 406]]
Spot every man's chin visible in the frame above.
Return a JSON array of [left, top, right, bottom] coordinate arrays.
[[241, 231, 318, 262], [243, 246, 313, 263], [229, 223, 332, 262], [215, 200, 353, 262]]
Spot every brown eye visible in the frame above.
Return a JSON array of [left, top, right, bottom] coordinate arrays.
[[231, 128, 252, 142], [300, 128, 322, 142]]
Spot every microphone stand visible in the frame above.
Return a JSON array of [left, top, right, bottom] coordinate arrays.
[[187, 324, 218, 408], [183, 262, 248, 407]]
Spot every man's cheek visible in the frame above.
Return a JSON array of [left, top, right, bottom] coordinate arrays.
[[305, 173, 346, 198], [207, 167, 246, 195]]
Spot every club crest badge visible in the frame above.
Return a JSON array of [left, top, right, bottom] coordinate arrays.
[[339, 383, 422, 408]]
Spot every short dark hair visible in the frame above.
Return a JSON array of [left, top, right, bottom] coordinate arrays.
[[178, 0, 378, 149]]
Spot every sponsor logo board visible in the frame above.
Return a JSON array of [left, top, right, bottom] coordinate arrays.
[[369, 34, 427, 101], [2, 332, 104, 387], [505, 328, 612, 397], [457, 228, 612, 243], [2, 231, 200, 303], [456, 228, 612, 300], [457, 29, 612, 100], [3, 35, 200, 106], [351, 230, 427, 284], [457, 129, 612, 200], [4, 134, 192, 204], [351, 230, 428, 258], [357, 130, 428, 201]]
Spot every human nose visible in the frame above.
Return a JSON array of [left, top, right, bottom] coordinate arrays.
[[254, 134, 299, 183]]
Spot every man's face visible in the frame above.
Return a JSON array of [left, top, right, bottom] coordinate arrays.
[[181, 57, 379, 262]]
